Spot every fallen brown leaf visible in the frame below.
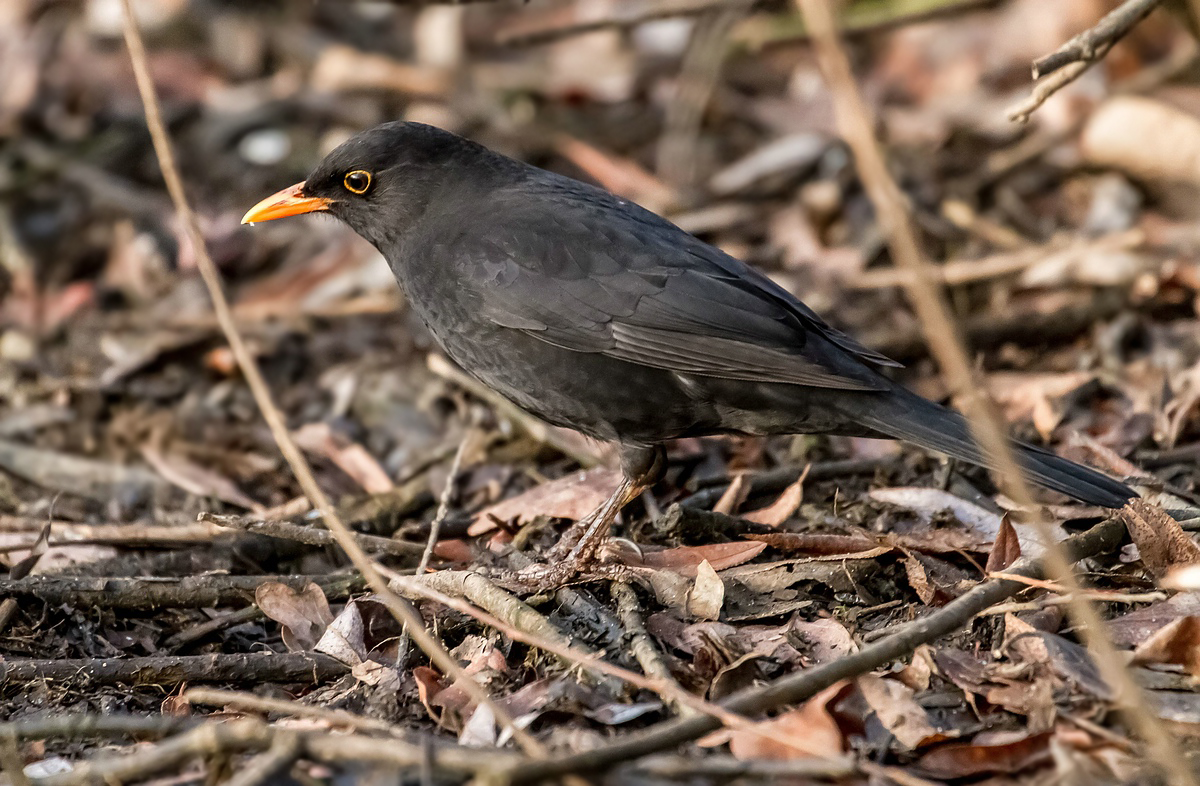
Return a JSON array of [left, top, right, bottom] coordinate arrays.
[[255, 581, 334, 652], [857, 674, 941, 750], [634, 541, 767, 577], [1133, 616, 1200, 676], [699, 680, 849, 760], [1120, 499, 1200, 578], [469, 467, 622, 535]]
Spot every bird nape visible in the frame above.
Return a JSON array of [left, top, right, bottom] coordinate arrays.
[[242, 121, 1136, 591]]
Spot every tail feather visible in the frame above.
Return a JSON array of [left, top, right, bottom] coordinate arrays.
[[853, 386, 1135, 509]]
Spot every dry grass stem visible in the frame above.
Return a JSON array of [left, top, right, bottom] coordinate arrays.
[[794, 0, 1196, 782], [117, 0, 543, 761]]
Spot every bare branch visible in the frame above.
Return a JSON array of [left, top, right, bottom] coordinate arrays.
[[117, 0, 544, 761], [1034, 0, 1166, 78], [795, 1, 1197, 784], [1008, 0, 1167, 123]]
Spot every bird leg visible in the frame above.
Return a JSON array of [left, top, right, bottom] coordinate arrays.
[[498, 445, 664, 592]]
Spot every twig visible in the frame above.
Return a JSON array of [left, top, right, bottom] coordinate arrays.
[[496, 0, 748, 46], [199, 512, 423, 557], [504, 517, 1127, 783], [224, 731, 300, 786], [1007, 61, 1093, 125], [1033, 0, 1166, 78], [656, 2, 749, 186], [0, 732, 32, 786], [165, 606, 264, 650], [848, 229, 1144, 290], [0, 652, 348, 686], [1008, 0, 1168, 123], [795, 1, 1196, 784], [612, 582, 692, 716], [0, 715, 191, 740], [118, 0, 543, 760], [629, 754, 856, 779], [184, 688, 396, 735], [417, 431, 471, 576], [0, 574, 363, 610]]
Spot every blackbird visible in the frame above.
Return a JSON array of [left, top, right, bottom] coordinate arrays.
[[243, 122, 1134, 586]]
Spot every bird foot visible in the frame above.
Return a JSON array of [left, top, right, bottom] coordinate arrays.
[[489, 556, 631, 594]]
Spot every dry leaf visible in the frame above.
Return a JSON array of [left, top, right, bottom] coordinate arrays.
[[857, 674, 940, 750], [293, 422, 394, 495], [688, 559, 724, 621], [985, 514, 1022, 573], [713, 473, 750, 515], [634, 541, 766, 577], [917, 730, 1056, 778], [255, 581, 334, 652], [902, 556, 935, 604], [741, 468, 808, 527], [469, 467, 622, 535], [1132, 616, 1200, 676], [311, 43, 448, 96], [1110, 594, 1200, 646], [140, 443, 259, 510], [1120, 499, 1200, 578], [701, 681, 848, 760]]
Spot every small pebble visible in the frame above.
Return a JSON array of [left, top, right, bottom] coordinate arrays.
[[238, 128, 291, 166]]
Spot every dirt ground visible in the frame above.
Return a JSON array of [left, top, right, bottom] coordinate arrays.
[[3, 0, 1200, 784]]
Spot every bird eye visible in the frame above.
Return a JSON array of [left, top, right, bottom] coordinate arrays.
[[343, 170, 372, 194]]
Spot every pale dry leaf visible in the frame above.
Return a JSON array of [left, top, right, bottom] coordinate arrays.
[[311, 43, 448, 96], [1082, 96, 1200, 194], [700, 680, 848, 760], [897, 645, 936, 693], [469, 467, 622, 535], [688, 559, 724, 621], [140, 443, 259, 510], [314, 600, 366, 666], [255, 581, 334, 652], [858, 674, 940, 750], [741, 468, 808, 527], [293, 422, 394, 495], [713, 473, 750, 515], [1132, 616, 1200, 676], [988, 371, 1094, 440], [1162, 563, 1200, 591], [458, 703, 497, 748]]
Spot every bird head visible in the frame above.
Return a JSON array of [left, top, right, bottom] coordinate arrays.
[[241, 121, 482, 245]]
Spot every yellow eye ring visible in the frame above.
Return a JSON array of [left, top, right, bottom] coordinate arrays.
[[344, 170, 372, 194]]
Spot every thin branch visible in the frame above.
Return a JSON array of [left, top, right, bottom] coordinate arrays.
[[1008, 61, 1092, 124], [117, 0, 543, 761], [184, 688, 398, 735], [795, 2, 1196, 785], [1008, 0, 1168, 123], [503, 517, 1126, 783], [1034, 0, 1166, 78]]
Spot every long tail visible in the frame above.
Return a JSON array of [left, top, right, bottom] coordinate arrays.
[[851, 385, 1135, 509]]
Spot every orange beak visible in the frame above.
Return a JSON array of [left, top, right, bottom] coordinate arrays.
[[241, 182, 332, 224]]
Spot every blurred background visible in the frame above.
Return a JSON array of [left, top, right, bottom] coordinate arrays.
[[1, 0, 1198, 557]]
